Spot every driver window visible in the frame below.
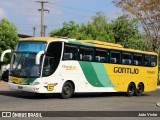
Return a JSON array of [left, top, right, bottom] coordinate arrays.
[[42, 42, 62, 77]]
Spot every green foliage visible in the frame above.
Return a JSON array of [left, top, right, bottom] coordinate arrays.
[[111, 16, 138, 44], [50, 12, 115, 43], [111, 15, 151, 50], [50, 12, 151, 51], [0, 18, 19, 63], [113, 0, 160, 52]]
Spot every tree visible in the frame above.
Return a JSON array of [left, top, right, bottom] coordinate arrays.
[[0, 18, 19, 63], [50, 12, 115, 43], [111, 15, 150, 50], [50, 21, 79, 38], [113, 0, 160, 52], [90, 12, 115, 42]]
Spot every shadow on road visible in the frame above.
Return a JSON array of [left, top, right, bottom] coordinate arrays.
[[0, 91, 60, 99], [0, 90, 150, 99]]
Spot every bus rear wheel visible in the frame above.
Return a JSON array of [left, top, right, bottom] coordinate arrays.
[[127, 83, 135, 97], [61, 82, 74, 99], [135, 83, 144, 96]]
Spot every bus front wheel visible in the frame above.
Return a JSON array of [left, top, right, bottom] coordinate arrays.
[[127, 83, 135, 97], [61, 82, 74, 99]]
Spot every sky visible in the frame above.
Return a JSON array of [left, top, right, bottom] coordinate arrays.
[[0, 0, 123, 37]]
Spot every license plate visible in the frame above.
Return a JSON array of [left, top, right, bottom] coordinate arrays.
[[18, 86, 23, 90]]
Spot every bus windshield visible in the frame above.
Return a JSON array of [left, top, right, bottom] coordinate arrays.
[[10, 41, 46, 77], [15, 41, 46, 52], [10, 52, 41, 77]]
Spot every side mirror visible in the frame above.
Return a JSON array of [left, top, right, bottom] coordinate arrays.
[[0, 49, 12, 62], [36, 51, 44, 65]]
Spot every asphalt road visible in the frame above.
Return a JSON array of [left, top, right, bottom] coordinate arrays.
[[0, 81, 160, 120]]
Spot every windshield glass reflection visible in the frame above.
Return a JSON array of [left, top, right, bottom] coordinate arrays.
[[10, 52, 41, 77]]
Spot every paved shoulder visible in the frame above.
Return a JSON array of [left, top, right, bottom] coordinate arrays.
[[0, 81, 9, 91]]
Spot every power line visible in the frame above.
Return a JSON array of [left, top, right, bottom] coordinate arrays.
[[48, 1, 97, 14], [36, 1, 49, 37]]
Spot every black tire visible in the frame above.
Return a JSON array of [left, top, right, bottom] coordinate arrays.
[[127, 83, 135, 97], [135, 83, 144, 96], [61, 82, 74, 99]]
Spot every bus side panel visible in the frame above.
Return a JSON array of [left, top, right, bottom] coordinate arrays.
[[143, 66, 158, 92], [58, 61, 116, 93], [104, 63, 158, 92]]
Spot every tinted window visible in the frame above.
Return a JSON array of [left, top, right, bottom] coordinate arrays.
[[95, 48, 108, 63], [150, 56, 157, 67], [63, 44, 78, 60], [43, 42, 62, 76], [79, 46, 93, 61], [144, 55, 150, 66], [122, 52, 132, 65], [133, 54, 143, 66], [110, 51, 121, 64]]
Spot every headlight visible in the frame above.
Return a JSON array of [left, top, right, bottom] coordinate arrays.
[[30, 82, 40, 85]]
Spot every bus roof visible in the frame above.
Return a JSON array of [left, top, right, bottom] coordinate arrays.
[[78, 40, 157, 55], [19, 37, 157, 55], [78, 40, 123, 48], [20, 37, 61, 43]]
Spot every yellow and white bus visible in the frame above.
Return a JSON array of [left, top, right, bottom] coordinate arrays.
[[1, 37, 158, 98]]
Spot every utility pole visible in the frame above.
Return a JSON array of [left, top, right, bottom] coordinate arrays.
[[36, 1, 49, 37], [33, 27, 36, 37], [44, 25, 47, 37]]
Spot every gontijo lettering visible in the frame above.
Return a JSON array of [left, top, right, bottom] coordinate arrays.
[[114, 67, 139, 74]]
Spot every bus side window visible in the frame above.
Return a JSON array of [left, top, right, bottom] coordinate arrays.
[[111, 58, 117, 63], [110, 51, 121, 64], [144, 55, 150, 66], [134, 60, 139, 65], [133, 54, 143, 66], [64, 53, 73, 60], [150, 56, 157, 67], [63, 44, 78, 60], [95, 56, 100, 62], [94, 48, 108, 63], [79, 46, 93, 61], [122, 52, 132, 65]]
